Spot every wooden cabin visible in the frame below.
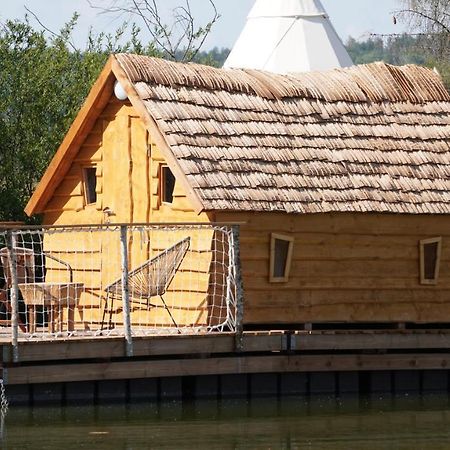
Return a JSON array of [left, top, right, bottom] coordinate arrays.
[[24, 54, 450, 328]]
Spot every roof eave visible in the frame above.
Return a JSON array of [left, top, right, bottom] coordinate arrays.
[[25, 56, 116, 217]]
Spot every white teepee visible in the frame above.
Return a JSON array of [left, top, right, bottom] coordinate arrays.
[[223, 0, 353, 73]]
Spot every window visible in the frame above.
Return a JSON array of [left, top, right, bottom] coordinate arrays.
[[269, 233, 294, 283], [160, 165, 175, 204], [83, 167, 97, 205], [420, 237, 442, 285]]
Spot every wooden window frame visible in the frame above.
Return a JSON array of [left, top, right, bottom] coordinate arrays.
[[82, 166, 97, 206], [159, 164, 175, 206], [269, 233, 294, 283], [419, 237, 442, 285]]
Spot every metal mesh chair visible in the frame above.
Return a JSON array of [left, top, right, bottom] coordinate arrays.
[[101, 237, 190, 331]]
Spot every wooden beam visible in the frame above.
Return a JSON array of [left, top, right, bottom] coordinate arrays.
[[25, 57, 116, 216], [5, 353, 450, 385], [293, 331, 450, 351], [5, 330, 450, 363], [1, 332, 285, 363], [5, 330, 450, 364], [110, 55, 206, 215]]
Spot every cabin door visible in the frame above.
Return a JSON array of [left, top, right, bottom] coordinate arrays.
[[100, 116, 152, 299], [101, 116, 151, 226]]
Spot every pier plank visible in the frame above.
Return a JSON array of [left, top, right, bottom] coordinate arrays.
[[1, 332, 285, 363], [5, 353, 450, 385], [292, 331, 450, 351], [3, 331, 450, 363]]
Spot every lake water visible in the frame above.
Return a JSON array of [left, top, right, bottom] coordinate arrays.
[[2, 394, 450, 449]]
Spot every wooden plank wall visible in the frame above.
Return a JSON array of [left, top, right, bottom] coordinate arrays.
[[145, 141, 218, 328], [41, 96, 218, 330], [216, 211, 450, 325], [36, 94, 450, 328], [42, 97, 113, 329]]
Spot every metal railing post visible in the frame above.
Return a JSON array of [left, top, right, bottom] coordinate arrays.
[[232, 225, 245, 352], [6, 231, 19, 362], [120, 225, 133, 357]]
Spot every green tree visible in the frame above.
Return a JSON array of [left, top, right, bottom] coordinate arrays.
[[346, 33, 449, 89], [0, 1, 221, 222], [395, 0, 449, 88], [347, 34, 427, 66], [194, 46, 230, 67], [0, 17, 155, 222], [346, 36, 384, 64]]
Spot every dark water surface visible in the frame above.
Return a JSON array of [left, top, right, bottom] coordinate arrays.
[[2, 394, 450, 449]]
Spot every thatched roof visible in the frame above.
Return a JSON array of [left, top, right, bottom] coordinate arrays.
[[24, 54, 450, 217], [115, 54, 450, 214]]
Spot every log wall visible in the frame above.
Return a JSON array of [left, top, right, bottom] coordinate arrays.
[[38, 93, 450, 327], [41, 96, 216, 329], [216, 211, 450, 325]]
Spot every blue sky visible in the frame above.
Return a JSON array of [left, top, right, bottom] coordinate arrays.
[[0, 0, 407, 50]]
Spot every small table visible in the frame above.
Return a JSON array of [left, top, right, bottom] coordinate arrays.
[[18, 283, 84, 333]]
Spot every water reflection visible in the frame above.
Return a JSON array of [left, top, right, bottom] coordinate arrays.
[[2, 394, 450, 449]]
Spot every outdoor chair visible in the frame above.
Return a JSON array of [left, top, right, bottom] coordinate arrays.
[[101, 236, 191, 332], [0, 247, 81, 332], [0, 247, 36, 331]]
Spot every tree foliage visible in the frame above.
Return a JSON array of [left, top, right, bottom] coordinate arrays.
[[0, 4, 448, 224], [0, 17, 156, 223], [0, 2, 220, 223], [394, 0, 450, 87], [189, 46, 229, 67], [347, 34, 427, 65], [347, 33, 449, 89], [396, 0, 449, 42]]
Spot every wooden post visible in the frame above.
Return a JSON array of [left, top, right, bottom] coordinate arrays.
[[232, 225, 245, 352], [120, 226, 133, 357], [6, 231, 19, 362]]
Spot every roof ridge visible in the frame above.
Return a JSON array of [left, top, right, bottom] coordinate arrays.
[[115, 54, 450, 104]]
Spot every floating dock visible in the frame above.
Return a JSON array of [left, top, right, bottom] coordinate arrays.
[[3, 329, 450, 405]]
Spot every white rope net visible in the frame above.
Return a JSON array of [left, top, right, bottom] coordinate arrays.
[[0, 224, 238, 340]]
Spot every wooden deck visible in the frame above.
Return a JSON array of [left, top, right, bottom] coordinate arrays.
[[3, 330, 450, 386]]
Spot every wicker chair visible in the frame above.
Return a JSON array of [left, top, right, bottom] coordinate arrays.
[[101, 237, 190, 331]]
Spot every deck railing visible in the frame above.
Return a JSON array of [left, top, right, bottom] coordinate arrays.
[[0, 223, 244, 358]]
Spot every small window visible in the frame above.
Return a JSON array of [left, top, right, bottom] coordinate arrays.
[[83, 167, 97, 205], [160, 165, 175, 204], [270, 233, 294, 283], [420, 237, 442, 285]]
